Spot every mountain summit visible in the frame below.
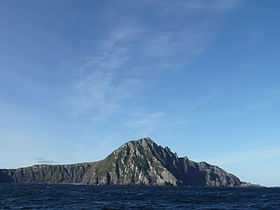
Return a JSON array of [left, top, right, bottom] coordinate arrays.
[[0, 137, 243, 186]]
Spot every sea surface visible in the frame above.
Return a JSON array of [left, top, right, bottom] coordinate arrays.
[[0, 184, 279, 210]]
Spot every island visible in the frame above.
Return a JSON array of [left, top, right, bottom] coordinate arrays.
[[0, 137, 248, 187]]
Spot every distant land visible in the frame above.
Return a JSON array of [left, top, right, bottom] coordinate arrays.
[[0, 138, 255, 187]]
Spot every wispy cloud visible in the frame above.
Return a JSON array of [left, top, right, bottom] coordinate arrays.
[[66, 0, 241, 121], [183, 0, 240, 11], [68, 27, 142, 120], [35, 158, 58, 165], [208, 147, 280, 165], [153, 0, 241, 18], [124, 112, 166, 135]]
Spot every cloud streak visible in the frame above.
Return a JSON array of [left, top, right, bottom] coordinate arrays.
[[69, 27, 142, 120], [208, 147, 280, 166], [124, 112, 166, 136], [66, 0, 241, 122], [183, 0, 240, 11], [35, 158, 58, 165]]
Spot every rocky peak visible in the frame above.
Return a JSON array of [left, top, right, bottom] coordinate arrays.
[[113, 137, 177, 162], [125, 137, 156, 148]]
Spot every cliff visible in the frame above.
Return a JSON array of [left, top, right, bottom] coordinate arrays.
[[0, 138, 242, 187]]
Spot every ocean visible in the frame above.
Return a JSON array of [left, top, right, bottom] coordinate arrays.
[[0, 184, 279, 210]]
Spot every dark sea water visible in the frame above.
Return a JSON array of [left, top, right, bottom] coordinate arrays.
[[0, 184, 279, 210]]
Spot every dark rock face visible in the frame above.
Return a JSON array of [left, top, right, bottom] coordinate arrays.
[[0, 169, 15, 183], [0, 138, 242, 186]]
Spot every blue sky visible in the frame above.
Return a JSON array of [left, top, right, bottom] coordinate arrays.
[[0, 0, 279, 186]]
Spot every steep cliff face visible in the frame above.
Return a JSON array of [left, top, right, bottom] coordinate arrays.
[[0, 138, 242, 187], [96, 138, 178, 185], [0, 169, 15, 183]]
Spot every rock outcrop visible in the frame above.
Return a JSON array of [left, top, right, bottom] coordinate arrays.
[[0, 138, 242, 187]]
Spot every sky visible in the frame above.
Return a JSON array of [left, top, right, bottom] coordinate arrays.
[[0, 0, 279, 186]]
